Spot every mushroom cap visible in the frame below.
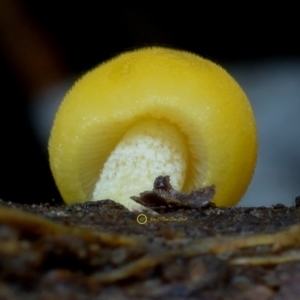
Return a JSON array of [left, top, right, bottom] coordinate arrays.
[[49, 47, 257, 207]]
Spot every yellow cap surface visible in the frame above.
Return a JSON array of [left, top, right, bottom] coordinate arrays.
[[49, 47, 257, 207]]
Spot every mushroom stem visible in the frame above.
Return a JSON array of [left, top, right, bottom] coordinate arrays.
[[91, 118, 188, 211]]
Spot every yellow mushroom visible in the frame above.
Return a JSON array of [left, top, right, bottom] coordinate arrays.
[[49, 47, 257, 211]]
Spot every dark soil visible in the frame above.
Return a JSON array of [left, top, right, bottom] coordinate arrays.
[[1, 198, 300, 299]]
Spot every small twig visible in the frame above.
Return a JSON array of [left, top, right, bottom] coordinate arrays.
[[230, 250, 300, 266], [0, 206, 139, 247]]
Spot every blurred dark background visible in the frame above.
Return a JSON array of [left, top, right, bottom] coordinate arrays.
[[0, 0, 299, 204]]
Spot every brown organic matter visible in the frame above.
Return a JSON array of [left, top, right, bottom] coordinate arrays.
[[1, 198, 300, 299], [131, 175, 215, 212]]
